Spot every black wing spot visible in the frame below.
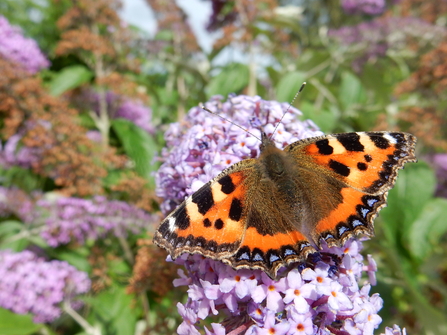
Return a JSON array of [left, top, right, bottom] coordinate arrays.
[[192, 187, 214, 215], [158, 221, 170, 236], [329, 160, 350, 177], [229, 198, 243, 221], [364, 154, 372, 162], [390, 132, 405, 143], [215, 218, 224, 230], [174, 203, 190, 230], [357, 162, 367, 171], [203, 218, 212, 227], [218, 175, 236, 194], [370, 133, 390, 149], [207, 240, 218, 252], [316, 139, 334, 155], [336, 133, 364, 152]]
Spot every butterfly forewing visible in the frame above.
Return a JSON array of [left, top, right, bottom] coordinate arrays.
[[286, 132, 417, 194], [154, 159, 257, 260]]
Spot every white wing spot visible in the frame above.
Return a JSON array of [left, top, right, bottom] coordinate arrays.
[[168, 216, 177, 232], [384, 134, 397, 144]]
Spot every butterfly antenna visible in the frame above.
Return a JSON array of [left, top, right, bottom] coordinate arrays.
[[200, 104, 262, 142], [271, 82, 306, 139]]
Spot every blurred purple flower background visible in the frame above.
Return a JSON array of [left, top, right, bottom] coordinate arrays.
[[33, 196, 155, 247], [0, 249, 90, 323], [83, 90, 154, 133], [0, 187, 155, 247], [36, 195, 156, 246], [329, 17, 447, 72], [341, 0, 387, 16], [0, 15, 50, 73]]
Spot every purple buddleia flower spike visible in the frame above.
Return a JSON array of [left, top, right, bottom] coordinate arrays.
[[0, 16, 50, 73], [0, 250, 90, 323], [341, 0, 386, 16], [170, 240, 386, 334], [82, 90, 154, 133], [35, 195, 156, 247], [115, 99, 154, 133], [328, 17, 447, 72]]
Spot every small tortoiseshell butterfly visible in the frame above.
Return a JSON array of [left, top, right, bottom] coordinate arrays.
[[154, 130, 416, 278]]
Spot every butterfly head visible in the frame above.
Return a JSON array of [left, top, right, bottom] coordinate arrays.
[[260, 131, 277, 152]]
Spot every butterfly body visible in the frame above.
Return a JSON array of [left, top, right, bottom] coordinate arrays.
[[154, 131, 416, 278]]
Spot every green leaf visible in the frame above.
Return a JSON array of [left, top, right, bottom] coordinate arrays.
[[48, 65, 93, 96], [360, 63, 391, 104], [155, 29, 173, 41], [0, 220, 29, 251], [102, 170, 123, 188], [300, 101, 337, 133], [339, 71, 366, 111], [0, 220, 23, 237], [407, 197, 447, 260], [87, 286, 137, 335], [380, 161, 435, 240], [0, 308, 42, 335], [55, 248, 91, 273], [207, 63, 249, 97], [275, 71, 306, 103], [111, 119, 158, 186], [109, 258, 131, 274]]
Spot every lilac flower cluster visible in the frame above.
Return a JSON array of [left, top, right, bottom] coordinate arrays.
[[0, 249, 90, 323], [328, 17, 447, 72], [341, 0, 386, 16], [0, 15, 50, 73], [36, 195, 156, 247], [84, 90, 154, 133], [115, 99, 154, 133], [155, 94, 323, 214], [171, 239, 404, 335]]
